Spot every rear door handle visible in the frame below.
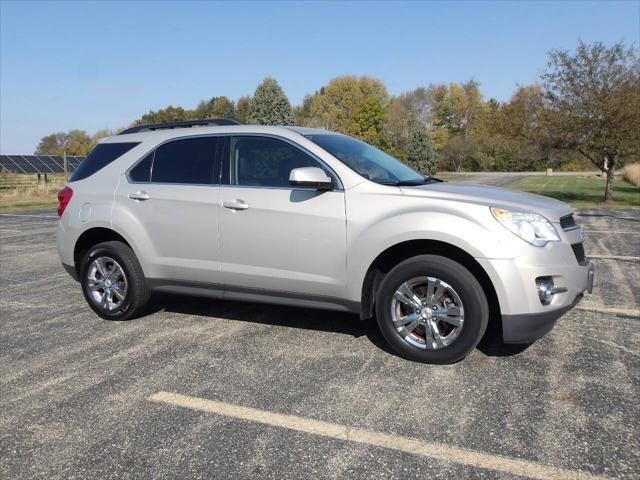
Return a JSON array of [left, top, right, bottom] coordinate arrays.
[[223, 199, 249, 210], [128, 191, 150, 201]]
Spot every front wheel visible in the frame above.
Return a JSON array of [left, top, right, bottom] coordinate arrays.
[[79, 241, 149, 321], [375, 255, 489, 364]]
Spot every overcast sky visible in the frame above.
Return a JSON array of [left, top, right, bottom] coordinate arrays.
[[1, 0, 638, 154]]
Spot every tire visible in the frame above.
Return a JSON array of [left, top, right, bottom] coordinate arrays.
[[375, 255, 488, 364], [79, 240, 149, 321]]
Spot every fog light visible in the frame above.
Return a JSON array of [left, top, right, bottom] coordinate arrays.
[[536, 277, 555, 305], [536, 277, 567, 305]]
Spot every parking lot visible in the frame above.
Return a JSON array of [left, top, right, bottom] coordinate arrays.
[[1, 208, 638, 479]]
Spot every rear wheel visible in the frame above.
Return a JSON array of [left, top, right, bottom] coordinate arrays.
[[375, 255, 488, 364], [79, 241, 149, 320]]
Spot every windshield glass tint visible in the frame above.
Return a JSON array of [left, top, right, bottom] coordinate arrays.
[[305, 134, 423, 184]]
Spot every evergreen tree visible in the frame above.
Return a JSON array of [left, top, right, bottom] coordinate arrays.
[[249, 77, 295, 125], [406, 129, 438, 175]]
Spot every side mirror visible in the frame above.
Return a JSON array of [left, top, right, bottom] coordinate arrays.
[[289, 167, 334, 191]]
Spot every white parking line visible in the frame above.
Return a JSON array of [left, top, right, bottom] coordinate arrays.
[[149, 391, 608, 480]]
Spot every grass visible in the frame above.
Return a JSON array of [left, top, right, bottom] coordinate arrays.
[[507, 175, 640, 207], [0, 173, 66, 213]]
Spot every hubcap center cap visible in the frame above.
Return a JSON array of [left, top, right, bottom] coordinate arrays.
[[420, 307, 433, 319], [104, 279, 112, 287]]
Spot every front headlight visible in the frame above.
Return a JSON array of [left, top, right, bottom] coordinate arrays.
[[490, 207, 560, 247]]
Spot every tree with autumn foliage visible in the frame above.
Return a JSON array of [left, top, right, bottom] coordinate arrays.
[[542, 40, 640, 202]]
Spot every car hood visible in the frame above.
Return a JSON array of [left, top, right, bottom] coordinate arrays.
[[400, 182, 573, 223]]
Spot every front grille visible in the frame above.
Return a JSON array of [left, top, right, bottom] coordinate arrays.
[[571, 243, 588, 265], [560, 214, 577, 230]]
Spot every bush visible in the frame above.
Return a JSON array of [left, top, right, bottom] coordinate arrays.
[[622, 162, 640, 186]]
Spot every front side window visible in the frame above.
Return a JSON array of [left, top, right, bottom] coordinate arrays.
[[305, 134, 425, 185], [151, 137, 218, 184], [230, 136, 320, 188]]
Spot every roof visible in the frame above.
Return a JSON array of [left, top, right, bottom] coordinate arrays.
[[284, 126, 333, 136], [119, 119, 240, 135], [105, 124, 338, 145]]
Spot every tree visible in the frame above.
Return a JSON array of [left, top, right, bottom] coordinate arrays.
[[346, 95, 389, 148], [93, 129, 115, 142], [542, 40, 640, 202], [294, 94, 314, 126], [234, 96, 252, 124], [429, 81, 482, 136], [405, 129, 438, 175], [65, 130, 95, 155], [195, 96, 236, 119], [35, 133, 67, 155], [307, 76, 390, 149], [440, 136, 475, 172], [387, 88, 434, 158], [133, 105, 195, 125], [249, 77, 294, 125], [486, 85, 554, 171], [34, 130, 94, 155]]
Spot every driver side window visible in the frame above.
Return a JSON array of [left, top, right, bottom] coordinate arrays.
[[230, 136, 320, 188]]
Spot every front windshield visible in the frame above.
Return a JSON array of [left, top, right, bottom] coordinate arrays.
[[305, 134, 425, 185]]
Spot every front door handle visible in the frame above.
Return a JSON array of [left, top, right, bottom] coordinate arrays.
[[223, 199, 249, 210], [128, 191, 150, 201]]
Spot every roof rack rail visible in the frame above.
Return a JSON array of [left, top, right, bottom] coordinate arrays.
[[119, 118, 240, 135]]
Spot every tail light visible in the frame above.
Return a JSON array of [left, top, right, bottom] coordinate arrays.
[[57, 186, 73, 217]]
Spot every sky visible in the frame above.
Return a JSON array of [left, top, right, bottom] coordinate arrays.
[[1, 0, 638, 154]]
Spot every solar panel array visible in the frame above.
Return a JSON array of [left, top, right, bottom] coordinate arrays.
[[0, 155, 85, 174]]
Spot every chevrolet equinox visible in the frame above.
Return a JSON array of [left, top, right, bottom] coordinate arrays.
[[56, 119, 594, 364]]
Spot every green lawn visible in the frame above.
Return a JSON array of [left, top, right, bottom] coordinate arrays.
[[508, 175, 639, 207]]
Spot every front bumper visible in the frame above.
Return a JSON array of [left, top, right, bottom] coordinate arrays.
[[501, 262, 594, 343]]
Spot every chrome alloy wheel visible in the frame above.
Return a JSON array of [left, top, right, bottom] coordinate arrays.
[[390, 276, 464, 350], [86, 256, 128, 312]]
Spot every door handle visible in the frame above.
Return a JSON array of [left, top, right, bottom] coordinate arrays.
[[223, 199, 249, 210], [128, 191, 150, 201]]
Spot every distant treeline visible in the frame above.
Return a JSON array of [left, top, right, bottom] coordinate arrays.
[[36, 40, 638, 201]]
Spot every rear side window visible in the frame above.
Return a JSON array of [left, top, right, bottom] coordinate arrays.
[[70, 142, 139, 181], [151, 137, 218, 184], [128, 152, 153, 182]]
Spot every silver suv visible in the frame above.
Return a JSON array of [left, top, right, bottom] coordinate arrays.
[[56, 119, 594, 364]]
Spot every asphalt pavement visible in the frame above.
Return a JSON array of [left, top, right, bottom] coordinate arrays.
[[1, 207, 638, 479]]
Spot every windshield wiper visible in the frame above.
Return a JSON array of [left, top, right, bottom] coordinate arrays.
[[379, 176, 437, 186]]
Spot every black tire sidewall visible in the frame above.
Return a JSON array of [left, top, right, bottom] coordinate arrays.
[[80, 243, 138, 320], [376, 255, 488, 364]]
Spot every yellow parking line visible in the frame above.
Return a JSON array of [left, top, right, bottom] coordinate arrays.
[[584, 230, 639, 235], [589, 254, 640, 262], [149, 391, 609, 480]]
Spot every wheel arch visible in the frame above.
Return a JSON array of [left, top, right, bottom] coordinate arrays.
[[73, 227, 133, 277], [360, 239, 502, 333]]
